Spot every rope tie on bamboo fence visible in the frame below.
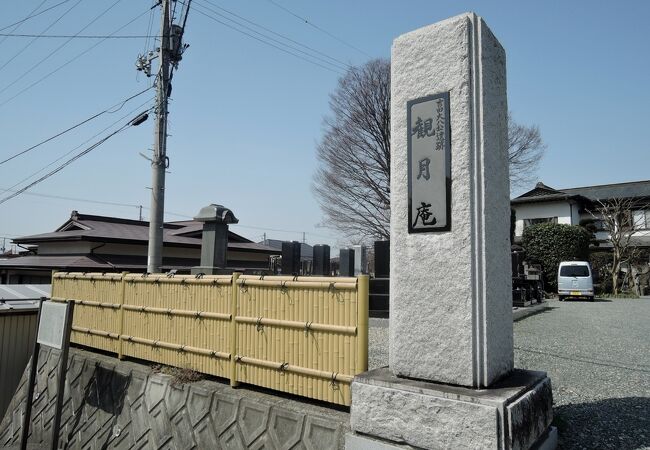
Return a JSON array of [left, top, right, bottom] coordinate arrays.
[[178, 345, 186, 353], [280, 281, 288, 295], [126, 336, 134, 342], [240, 279, 248, 293], [166, 308, 173, 317], [235, 355, 243, 362], [279, 362, 289, 374], [141, 272, 149, 278], [168, 271, 177, 278], [256, 317, 264, 332], [330, 372, 340, 390], [153, 340, 159, 348], [195, 273, 204, 279], [140, 306, 146, 313], [304, 321, 313, 336], [329, 282, 344, 302], [259, 274, 265, 280], [153, 278, 160, 284]]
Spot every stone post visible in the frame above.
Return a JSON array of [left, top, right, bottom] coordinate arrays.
[[190, 204, 238, 275], [347, 13, 556, 450]]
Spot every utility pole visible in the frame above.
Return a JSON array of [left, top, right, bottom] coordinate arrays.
[[137, 0, 190, 272], [146, 0, 171, 273]]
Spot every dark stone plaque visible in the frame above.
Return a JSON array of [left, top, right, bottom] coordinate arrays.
[[407, 92, 451, 233]]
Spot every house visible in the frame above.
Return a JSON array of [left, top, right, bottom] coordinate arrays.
[[511, 180, 650, 248], [0, 210, 280, 284]]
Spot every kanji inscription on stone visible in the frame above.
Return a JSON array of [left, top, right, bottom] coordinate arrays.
[[407, 92, 451, 233]]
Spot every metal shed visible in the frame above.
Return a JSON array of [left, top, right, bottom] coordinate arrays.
[[0, 284, 49, 419]]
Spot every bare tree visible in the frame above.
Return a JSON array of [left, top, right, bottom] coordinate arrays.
[[507, 113, 546, 190], [313, 59, 390, 242], [313, 59, 545, 242], [587, 198, 647, 295]]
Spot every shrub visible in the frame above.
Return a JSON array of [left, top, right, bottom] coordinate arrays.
[[589, 251, 613, 294], [522, 223, 591, 288]]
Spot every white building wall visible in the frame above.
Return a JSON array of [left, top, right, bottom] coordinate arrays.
[[513, 201, 574, 238]]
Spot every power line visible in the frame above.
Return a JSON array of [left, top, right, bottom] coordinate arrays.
[[0, 0, 122, 92], [0, 8, 152, 108], [0, 0, 75, 32], [191, 2, 344, 75], [0, 0, 83, 74], [194, 0, 347, 72], [1, 97, 154, 196], [265, 0, 371, 58], [198, 0, 352, 70], [0, 87, 153, 166], [0, 188, 140, 209], [0, 111, 150, 206], [0, 188, 191, 221], [0, 33, 161, 39], [0, 0, 48, 48], [230, 223, 337, 240]]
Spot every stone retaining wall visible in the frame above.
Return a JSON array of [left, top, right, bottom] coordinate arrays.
[[0, 347, 348, 449]]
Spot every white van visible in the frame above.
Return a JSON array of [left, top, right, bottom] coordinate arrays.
[[557, 261, 594, 301]]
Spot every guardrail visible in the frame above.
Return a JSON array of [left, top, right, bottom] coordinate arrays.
[[51, 271, 369, 406]]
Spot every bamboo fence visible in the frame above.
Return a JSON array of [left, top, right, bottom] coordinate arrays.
[[50, 271, 368, 406]]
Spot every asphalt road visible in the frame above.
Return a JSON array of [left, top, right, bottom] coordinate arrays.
[[368, 298, 650, 449]]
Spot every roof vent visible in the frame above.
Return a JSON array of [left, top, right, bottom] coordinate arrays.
[[193, 204, 239, 224]]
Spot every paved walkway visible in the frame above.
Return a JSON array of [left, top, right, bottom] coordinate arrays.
[[514, 298, 650, 449], [369, 298, 650, 449]]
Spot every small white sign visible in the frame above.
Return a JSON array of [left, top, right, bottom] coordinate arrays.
[[37, 301, 69, 350]]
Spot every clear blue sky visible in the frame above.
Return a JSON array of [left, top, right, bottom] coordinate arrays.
[[1, 0, 648, 251]]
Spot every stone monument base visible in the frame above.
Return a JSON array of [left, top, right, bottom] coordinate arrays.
[[349, 368, 556, 450]]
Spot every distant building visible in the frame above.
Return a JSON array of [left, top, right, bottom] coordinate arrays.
[[0, 211, 279, 284], [511, 180, 650, 248]]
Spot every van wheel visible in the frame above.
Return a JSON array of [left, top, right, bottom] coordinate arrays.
[[589, 296, 595, 302], [558, 296, 565, 302]]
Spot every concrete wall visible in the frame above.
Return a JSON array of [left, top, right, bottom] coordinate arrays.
[[0, 347, 348, 449], [513, 201, 574, 238]]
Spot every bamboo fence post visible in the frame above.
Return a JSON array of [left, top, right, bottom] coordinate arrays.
[[118, 271, 128, 360], [230, 272, 241, 387], [356, 275, 369, 374]]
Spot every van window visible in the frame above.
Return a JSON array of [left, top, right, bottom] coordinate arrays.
[[560, 265, 590, 277]]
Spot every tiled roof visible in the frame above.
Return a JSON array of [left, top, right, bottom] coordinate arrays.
[[561, 180, 650, 201], [0, 253, 272, 271], [512, 180, 650, 204], [11, 211, 277, 252]]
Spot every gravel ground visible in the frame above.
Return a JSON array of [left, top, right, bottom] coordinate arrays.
[[368, 298, 650, 449]]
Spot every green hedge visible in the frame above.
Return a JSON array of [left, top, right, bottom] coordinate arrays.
[[522, 223, 592, 288]]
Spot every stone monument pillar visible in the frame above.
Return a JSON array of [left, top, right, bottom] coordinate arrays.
[[347, 13, 556, 450], [190, 204, 238, 275]]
